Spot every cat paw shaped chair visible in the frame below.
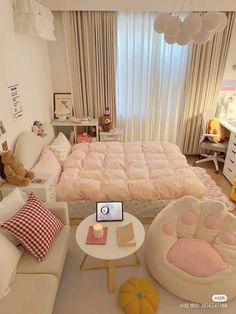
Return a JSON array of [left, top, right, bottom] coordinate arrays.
[[145, 196, 236, 303]]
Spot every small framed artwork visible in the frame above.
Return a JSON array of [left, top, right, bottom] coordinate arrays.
[[2, 140, 8, 151], [53, 93, 73, 120], [0, 121, 6, 137]]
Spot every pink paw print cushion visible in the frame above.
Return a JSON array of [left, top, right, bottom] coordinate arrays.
[[167, 237, 227, 277]]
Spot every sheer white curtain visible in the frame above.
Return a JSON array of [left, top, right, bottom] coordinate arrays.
[[116, 12, 189, 143]]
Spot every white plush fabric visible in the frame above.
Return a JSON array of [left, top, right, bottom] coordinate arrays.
[[0, 188, 27, 223], [13, 0, 56, 41], [0, 188, 27, 245], [49, 132, 72, 165], [14, 131, 45, 170], [0, 233, 23, 300], [145, 196, 236, 303]]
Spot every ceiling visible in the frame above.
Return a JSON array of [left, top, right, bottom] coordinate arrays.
[[41, 0, 236, 11]]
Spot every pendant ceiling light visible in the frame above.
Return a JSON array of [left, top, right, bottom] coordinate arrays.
[[154, 11, 227, 45]]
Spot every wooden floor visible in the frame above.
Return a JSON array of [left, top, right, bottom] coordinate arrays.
[[187, 155, 235, 214]]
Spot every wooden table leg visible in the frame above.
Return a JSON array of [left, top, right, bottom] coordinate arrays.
[[108, 260, 115, 293]]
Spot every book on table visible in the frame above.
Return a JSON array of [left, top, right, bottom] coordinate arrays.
[[116, 223, 136, 247], [86, 226, 108, 245]]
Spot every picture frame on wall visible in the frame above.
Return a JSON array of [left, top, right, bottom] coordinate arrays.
[[53, 93, 73, 120]]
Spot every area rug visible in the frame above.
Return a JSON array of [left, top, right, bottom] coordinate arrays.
[[193, 167, 235, 211], [53, 226, 236, 314]]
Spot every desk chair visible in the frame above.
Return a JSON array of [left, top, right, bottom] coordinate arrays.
[[193, 111, 229, 173]]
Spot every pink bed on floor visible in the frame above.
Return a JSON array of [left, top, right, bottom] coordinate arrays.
[[56, 142, 206, 201]]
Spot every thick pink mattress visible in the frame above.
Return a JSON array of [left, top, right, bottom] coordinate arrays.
[[56, 141, 205, 201]]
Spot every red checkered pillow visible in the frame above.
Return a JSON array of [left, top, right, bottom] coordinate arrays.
[[0, 193, 63, 261]]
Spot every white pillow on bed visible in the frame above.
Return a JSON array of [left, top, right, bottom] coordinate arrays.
[[48, 132, 71, 165], [31, 148, 62, 184]]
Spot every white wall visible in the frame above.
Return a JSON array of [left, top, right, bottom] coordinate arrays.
[[0, 0, 53, 150], [48, 12, 71, 93], [42, 0, 236, 11], [223, 20, 236, 80]]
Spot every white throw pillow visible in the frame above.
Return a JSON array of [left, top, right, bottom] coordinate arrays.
[[49, 132, 72, 165], [0, 188, 27, 223], [0, 232, 23, 299], [0, 188, 27, 245]]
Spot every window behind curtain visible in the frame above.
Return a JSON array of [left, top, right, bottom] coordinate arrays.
[[116, 12, 190, 143]]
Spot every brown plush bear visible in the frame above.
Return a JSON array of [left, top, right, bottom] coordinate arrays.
[[0, 151, 34, 186], [100, 107, 113, 132]]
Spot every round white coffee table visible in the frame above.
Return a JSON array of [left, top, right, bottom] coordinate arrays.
[[76, 212, 145, 293]]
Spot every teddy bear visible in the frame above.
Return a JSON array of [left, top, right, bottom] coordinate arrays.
[[99, 107, 113, 132], [0, 151, 35, 186]]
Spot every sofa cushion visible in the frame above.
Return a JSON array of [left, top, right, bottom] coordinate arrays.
[[0, 233, 23, 300], [0, 188, 27, 223], [0, 188, 27, 245], [17, 225, 70, 279], [1, 193, 63, 261], [167, 237, 228, 277], [0, 274, 58, 314]]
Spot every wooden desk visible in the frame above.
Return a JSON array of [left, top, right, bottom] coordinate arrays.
[[220, 119, 236, 184]]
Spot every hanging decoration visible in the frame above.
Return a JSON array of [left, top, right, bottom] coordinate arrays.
[[13, 0, 56, 41], [154, 11, 228, 45]]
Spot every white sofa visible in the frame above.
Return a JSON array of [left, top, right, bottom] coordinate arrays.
[[0, 202, 70, 314]]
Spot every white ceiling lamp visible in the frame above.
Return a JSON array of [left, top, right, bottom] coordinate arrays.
[[154, 9, 227, 46]]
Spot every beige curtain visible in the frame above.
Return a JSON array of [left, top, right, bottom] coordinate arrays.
[[179, 12, 235, 155], [62, 11, 117, 123]]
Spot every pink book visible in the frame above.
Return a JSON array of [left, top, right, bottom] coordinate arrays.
[[86, 226, 108, 245]]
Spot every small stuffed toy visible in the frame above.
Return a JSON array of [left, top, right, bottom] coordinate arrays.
[[0, 151, 35, 186], [32, 121, 47, 137], [100, 107, 113, 132]]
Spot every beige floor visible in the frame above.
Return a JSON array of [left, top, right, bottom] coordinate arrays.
[[54, 226, 236, 314], [187, 156, 231, 198], [53, 156, 236, 314], [187, 155, 235, 213]]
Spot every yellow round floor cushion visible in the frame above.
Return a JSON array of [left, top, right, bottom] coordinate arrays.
[[119, 278, 159, 314], [206, 117, 225, 143]]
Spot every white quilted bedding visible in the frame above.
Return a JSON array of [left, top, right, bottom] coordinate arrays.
[[56, 141, 206, 201]]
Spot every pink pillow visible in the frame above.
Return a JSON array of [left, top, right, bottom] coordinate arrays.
[[167, 237, 227, 277], [1, 193, 63, 261], [31, 148, 61, 184]]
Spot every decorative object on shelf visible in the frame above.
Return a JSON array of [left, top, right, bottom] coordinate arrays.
[[154, 11, 227, 45], [0, 151, 34, 186], [77, 133, 91, 143], [54, 93, 73, 120], [100, 107, 113, 132], [119, 277, 159, 314], [32, 121, 47, 137], [13, 0, 56, 41], [78, 117, 91, 124]]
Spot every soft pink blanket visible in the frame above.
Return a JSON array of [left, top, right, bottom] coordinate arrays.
[[56, 142, 206, 201]]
